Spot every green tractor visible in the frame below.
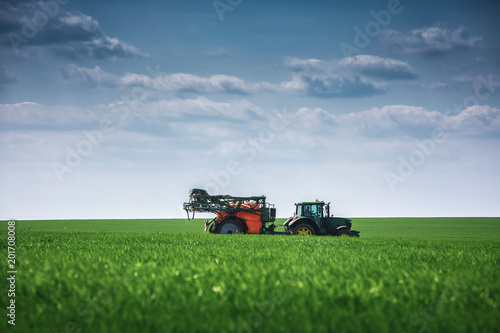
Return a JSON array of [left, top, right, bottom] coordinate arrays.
[[283, 200, 359, 237]]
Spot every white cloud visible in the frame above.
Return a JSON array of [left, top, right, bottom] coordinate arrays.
[[0, 64, 16, 88], [408, 81, 449, 90], [5, 98, 497, 144], [59, 55, 416, 99], [336, 105, 443, 137], [286, 55, 415, 80], [284, 57, 323, 72], [282, 55, 416, 97], [60, 64, 120, 88], [69, 36, 149, 60], [0, 97, 263, 134], [379, 25, 482, 56], [121, 73, 251, 94], [124, 97, 263, 123], [443, 105, 500, 135], [338, 55, 416, 79], [0, 2, 149, 59], [0, 102, 101, 129], [291, 104, 500, 138], [60, 64, 277, 95], [205, 47, 228, 57]]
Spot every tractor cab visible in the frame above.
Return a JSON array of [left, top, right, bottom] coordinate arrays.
[[295, 200, 329, 227]]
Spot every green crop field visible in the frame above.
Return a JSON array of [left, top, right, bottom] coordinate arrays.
[[1, 218, 499, 333]]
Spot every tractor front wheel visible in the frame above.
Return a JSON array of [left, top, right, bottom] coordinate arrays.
[[336, 229, 353, 237], [218, 220, 243, 234], [291, 223, 316, 236]]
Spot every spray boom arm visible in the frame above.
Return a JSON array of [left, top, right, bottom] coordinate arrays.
[[183, 188, 275, 222]]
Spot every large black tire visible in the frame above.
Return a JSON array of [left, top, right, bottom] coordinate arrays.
[[336, 228, 353, 237], [217, 220, 243, 234], [291, 223, 316, 236]]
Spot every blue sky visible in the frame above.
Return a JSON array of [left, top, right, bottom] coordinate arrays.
[[1, 0, 499, 219]]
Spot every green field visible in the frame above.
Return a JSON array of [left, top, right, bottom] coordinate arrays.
[[1, 218, 499, 332]]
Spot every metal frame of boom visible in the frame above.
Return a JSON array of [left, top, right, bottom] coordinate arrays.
[[183, 188, 272, 221]]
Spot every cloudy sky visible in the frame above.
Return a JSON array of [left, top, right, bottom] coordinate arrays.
[[1, 0, 499, 220]]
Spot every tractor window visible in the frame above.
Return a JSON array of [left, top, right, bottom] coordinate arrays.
[[311, 204, 321, 218], [297, 204, 322, 218], [303, 205, 312, 217], [323, 204, 329, 217]]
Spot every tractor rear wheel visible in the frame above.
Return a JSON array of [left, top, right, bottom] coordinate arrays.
[[336, 229, 353, 237], [218, 220, 243, 234], [291, 223, 316, 236]]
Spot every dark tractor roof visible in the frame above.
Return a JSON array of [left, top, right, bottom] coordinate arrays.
[[296, 201, 325, 205]]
